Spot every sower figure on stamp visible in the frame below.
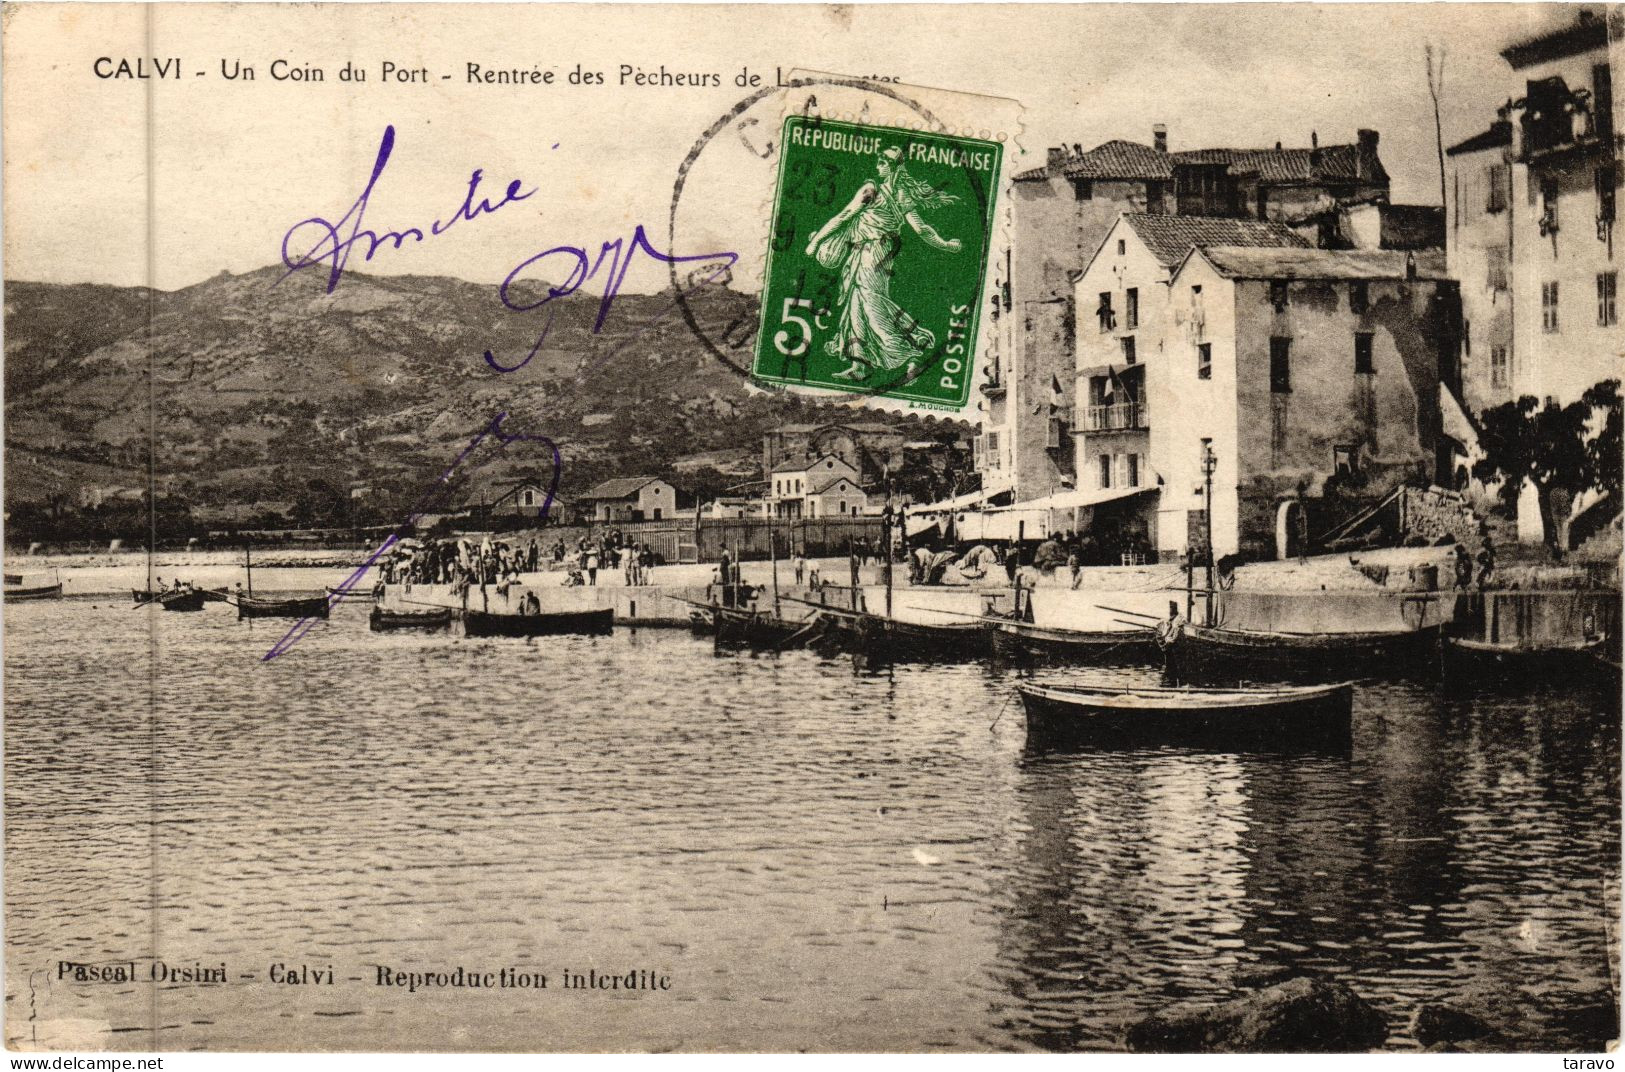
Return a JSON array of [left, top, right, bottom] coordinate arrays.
[[806, 145, 962, 385]]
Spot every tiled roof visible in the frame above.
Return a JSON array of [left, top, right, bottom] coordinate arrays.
[[581, 476, 663, 500], [771, 453, 856, 476], [1172, 144, 1376, 184], [1501, 9, 1611, 69], [1191, 246, 1451, 281], [1023, 137, 1385, 186], [1446, 122, 1513, 157], [1062, 140, 1174, 181], [1121, 214, 1310, 269]]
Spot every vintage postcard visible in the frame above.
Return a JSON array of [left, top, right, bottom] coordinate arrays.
[[3, 1, 1621, 1059]]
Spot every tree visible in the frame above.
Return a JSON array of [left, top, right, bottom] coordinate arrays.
[[1581, 379, 1622, 500], [1472, 392, 1596, 549]]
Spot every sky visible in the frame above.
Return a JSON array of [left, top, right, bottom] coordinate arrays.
[[1, 3, 1586, 293]]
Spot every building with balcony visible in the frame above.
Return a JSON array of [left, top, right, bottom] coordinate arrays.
[[981, 125, 1397, 510], [1444, 7, 1619, 412], [1070, 213, 1310, 547], [1155, 247, 1458, 560]]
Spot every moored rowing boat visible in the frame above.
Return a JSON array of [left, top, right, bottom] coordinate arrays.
[[1442, 633, 1618, 683], [1160, 618, 1441, 683], [462, 606, 613, 638], [991, 619, 1159, 664], [1017, 679, 1353, 751], [5, 582, 63, 601], [237, 594, 331, 620], [369, 606, 453, 631]]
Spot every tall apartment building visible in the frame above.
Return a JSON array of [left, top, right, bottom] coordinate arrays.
[[1445, 7, 1620, 412], [978, 126, 1395, 506]]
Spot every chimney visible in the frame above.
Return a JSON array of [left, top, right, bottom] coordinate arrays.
[[1047, 146, 1066, 171], [1309, 130, 1321, 170], [1153, 124, 1168, 153], [1275, 140, 1283, 150], [1311, 131, 1318, 149], [1357, 128, 1380, 181]]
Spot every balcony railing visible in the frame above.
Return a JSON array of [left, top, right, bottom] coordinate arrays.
[[1083, 402, 1148, 431]]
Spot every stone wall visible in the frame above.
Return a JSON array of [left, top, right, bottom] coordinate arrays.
[[1400, 486, 1480, 545]]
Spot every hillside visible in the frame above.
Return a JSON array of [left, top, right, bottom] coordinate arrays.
[[3, 268, 971, 534]]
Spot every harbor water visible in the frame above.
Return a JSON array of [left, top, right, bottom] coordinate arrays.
[[4, 582, 1619, 1052]]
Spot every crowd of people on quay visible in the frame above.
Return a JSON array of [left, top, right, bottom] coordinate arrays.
[[379, 531, 661, 589]]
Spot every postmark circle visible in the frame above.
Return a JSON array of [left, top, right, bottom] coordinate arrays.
[[667, 75, 997, 406]]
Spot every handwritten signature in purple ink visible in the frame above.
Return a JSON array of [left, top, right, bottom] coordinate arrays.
[[278, 124, 537, 294], [260, 412, 560, 662], [482, 228, 739, 373]]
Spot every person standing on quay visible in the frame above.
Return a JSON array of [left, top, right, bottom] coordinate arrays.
[[586, 549, 599, 586]]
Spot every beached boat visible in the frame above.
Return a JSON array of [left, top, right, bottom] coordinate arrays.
[[462, 606, 613, 638], [4, 580, 62, 601], [369, 606, 453, 631], [1017, 680, 1353, 750], [1160, 618, 1441, 683], [237, 594, 332, 620], [991, 619, 1160, 663], [1442, 634, 1618, 683]]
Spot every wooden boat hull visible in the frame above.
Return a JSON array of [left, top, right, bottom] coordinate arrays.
[[712, 604, 821, 649], [370, 606, 453, 631], [1163, 620, 1441, 684], [4, 583, 62, 601], [822, 612, 991, 662], [159, 589, 208, 612], [1442, 634, 1618, 685], [462, 606, 612, 638], [1018, 681, 1353, 752], [237, 595, 331, 620], [991, 621, 1159, 664]]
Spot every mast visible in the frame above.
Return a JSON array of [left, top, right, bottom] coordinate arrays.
[[1014, 520, 1025, 620], [770, 513, 779, 617], [1202, 445, 1216, 628], [244, 539, 254, 598]]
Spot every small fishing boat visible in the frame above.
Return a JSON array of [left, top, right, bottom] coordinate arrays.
[[232, 541, 329, 619], [1017, 680, 1353, 750], [991, 619, 1160, 663], [4, 580, 62, 601], [369, 605, 453, 631], [818, 606, 992, 662], [237, 594, 331, 620], [158, 587, 208, 612], [134, 585, 223, 608], [462, 606, 613, 638], [1160, 617, 1441, 683], [711, 602, 823, 649], [1442, 633, 1618, 682]]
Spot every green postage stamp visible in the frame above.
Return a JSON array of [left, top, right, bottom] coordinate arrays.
[[753, 115, 1002, 409]]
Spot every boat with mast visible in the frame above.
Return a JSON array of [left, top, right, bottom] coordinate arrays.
[[233, 541, 330, 620]]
